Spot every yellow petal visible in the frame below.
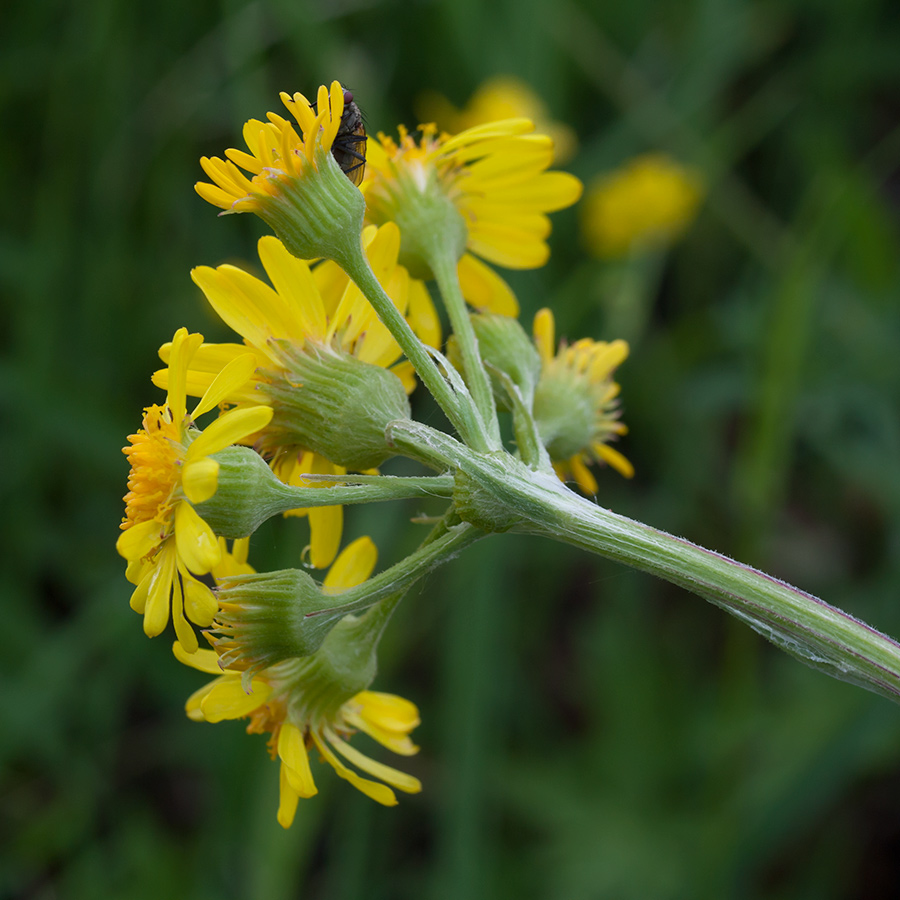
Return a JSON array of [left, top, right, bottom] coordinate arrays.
[[195, 182, 239, 210], [311, 732, 398, 806], [533, 308, 555, 363], [174, 502, 220, 574], [171, 576, 198, 654], [278, 723, 318, 798], [324, 728, 421, 794], [185, 680, 219, 721], [344, 714, 419, 756], [277, 763, 301, 829], [182, 457, 220, 505], [200, 677, 272, 722], [116, 519, 163, 562], [354, 691, 421, 732], [456, 254, 519, 316], [128, 570, 151, 614], [308, 504, 342, 570], [186, 406, 273, 461], [257, 236, 328, 341], [568, 454, 598, 496], [474, 171, 583, 211], [166, 328, 204, 426], [181, 570, 218, 626], [463, 135, 553, 185], [593, 442, 634, 479], [173, 642, 224, 673], [438, 118, 534, 154], [192, 353, 259, 418], [323, 536, 377, 591], [143, 543, 177, 637], [190, 266, 281, 358], [466, 223, 550, 270]]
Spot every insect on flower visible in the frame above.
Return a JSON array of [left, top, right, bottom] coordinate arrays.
[[331, 89, 367, 185]]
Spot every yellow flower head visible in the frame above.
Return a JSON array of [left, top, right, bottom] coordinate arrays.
[[417, 75, 577, 164], [175, 537, 422, 826], [581, 153, 703, 258], [153, 224, 437, 569], [116, 328, 273, 651], [363, 119, 582, 317], [196, 81, 351, 214], [532, 309, 633, 495]]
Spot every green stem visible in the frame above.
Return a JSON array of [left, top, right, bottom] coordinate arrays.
[[197, 446, 454, 538], [309, 519, 483, 620], [333, 240, 483, 446], [428, 246, 502, 450], [389, 420, 900, 705]]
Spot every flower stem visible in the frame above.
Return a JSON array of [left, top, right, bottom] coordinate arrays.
[[310, 519, 483, 620], [333, 240, 485, 448], [427, 247, 502, 450]]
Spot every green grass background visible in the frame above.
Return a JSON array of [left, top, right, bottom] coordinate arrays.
[[3, 0, 900, 897]]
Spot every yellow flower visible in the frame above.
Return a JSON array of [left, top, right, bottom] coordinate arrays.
[[174, 537, 422, 826], [196, 81, 350, 215], [532, 309, 633, 494], [417, 75, 577, 164], [153, 224, 437, 569], [581, 153, 703, 258], [116, 328, 273, 652], [363, 119, 582, 316]]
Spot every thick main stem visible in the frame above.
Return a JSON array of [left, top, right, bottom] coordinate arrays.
[[388, 420, 900, 706], [529, 494, 900, 704]]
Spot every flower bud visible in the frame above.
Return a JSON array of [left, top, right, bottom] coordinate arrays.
[[191, 446, 293, 538], [262, 344, 412, 471], [213, 568, 350, 675], [448, 313, 542, 409]]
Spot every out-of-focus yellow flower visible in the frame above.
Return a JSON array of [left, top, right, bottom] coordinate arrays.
[[417, 75, 577, 164], [532, 308, 633, 495], [175, 537, 421, 826], [116, 328, 272, 651], [581, 153, 703, 258]]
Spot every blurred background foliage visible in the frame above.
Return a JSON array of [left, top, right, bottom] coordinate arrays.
[[3, 0, 900, 896]]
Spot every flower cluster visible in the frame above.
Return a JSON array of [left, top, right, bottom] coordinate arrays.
[[118, 79, 634, 825]]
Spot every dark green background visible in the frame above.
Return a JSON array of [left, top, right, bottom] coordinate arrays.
[[4, 0, 900, 897]]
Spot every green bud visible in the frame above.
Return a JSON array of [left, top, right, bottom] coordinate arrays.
[[192, 446, 295, 538], [214, 568, 355, 674], [449, 313, 542, 410], [263, 344, 411, 471], [533, 375, 596, 460]]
